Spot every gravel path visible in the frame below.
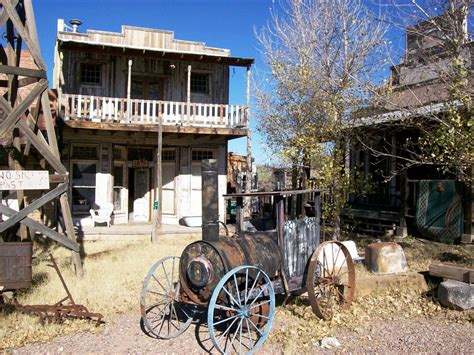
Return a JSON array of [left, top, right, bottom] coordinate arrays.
[[11, 311, 472, 354]]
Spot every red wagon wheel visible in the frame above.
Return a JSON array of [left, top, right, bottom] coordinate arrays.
[[307, 241, 356, 320]]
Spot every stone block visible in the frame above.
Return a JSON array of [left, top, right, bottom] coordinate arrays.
[[365, 242, 408, 274], [437, 279, 474, 310]]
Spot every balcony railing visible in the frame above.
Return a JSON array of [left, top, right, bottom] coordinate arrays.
[[61, 94, 248, 128]]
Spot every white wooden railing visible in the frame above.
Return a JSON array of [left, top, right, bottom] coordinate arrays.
[[61, 94, 248, 128]]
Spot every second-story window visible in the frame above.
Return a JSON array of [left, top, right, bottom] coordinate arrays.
[[81, 63, 102, 85], [191, 73, 210, 94]]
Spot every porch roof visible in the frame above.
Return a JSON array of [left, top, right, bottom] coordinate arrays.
[[57, 38, 254, 68]]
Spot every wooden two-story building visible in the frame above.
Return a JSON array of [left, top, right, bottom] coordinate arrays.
[[53, 19, 253, 227]]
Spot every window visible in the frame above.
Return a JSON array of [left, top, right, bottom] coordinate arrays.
[[113, 146, 126, 160], [113, 163, 126, 212], [190, 73, 210, 94], [192, 150, 214, 161], [81, 63, 101, 85], [72, 144, 98, 159], [71, 161, 97, 212], [162, 150, 176, 162]]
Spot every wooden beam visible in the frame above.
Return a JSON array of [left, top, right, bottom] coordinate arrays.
[[2, 0, 46, 70], [429, 263, 473, 284], [0, 64, 47, 79], [0, 0, 19, 30], [0, 79, 48, 135], [0, 182, 68, 233], [41, 90, 60, 155], [59, 41, 255, 67], [64, 120, 248, 137], [16, 119, 67, 174], [0, 203, 79, 252]]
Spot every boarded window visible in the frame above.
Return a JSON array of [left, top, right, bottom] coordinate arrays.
[[81, 63, 101, 85], [190, 73, 209, 94]]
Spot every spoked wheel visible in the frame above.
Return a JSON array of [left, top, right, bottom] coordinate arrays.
[[208, 265, 275, 354], [307, 241, 355, 320], [140, 256, 192, 338]]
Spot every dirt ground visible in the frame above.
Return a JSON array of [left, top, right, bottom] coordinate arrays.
[[10, 308, 473, 354]]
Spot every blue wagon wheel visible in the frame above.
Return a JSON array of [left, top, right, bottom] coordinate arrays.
[[140, 256, 192, 339], [207, 265, 275, 354]]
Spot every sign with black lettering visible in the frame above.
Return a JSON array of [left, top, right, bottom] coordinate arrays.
[[0, 170, 50, 190]]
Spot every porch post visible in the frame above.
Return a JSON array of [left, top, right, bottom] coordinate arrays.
[[245, 65, 252, 217], [127, 59, 132, 122], [152, 104, 163, 243]]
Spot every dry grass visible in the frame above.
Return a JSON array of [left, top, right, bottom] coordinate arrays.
[[0, 235, 199, 350]]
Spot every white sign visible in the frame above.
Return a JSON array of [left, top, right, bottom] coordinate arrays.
[[0, 170, 50, 190]]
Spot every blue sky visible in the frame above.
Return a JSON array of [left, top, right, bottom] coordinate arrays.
[[35, 0, 273, 164]]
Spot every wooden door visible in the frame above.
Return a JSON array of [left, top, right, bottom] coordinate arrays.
[[133, 168, 150, 222], [131, 77, 164, 100]]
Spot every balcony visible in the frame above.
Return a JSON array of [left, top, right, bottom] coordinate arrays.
[[61, 94, 248, 129]]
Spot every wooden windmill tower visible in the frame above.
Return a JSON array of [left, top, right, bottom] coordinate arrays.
[[0, 0, 82, 275]]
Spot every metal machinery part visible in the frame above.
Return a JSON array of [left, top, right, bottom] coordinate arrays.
[[140, 256, 193, 339], [179, 233, 281, 305], [207, 265, 275, 354], [307, 241, 356, 320]]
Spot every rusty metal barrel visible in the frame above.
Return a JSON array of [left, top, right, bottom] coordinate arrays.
[[179, 234, 281, 304]]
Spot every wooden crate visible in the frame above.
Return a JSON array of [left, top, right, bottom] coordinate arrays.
[[0, 242, 33, 290]]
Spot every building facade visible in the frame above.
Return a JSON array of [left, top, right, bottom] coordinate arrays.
[[346, 11, 473, 240], [53, 20, 253, 227]]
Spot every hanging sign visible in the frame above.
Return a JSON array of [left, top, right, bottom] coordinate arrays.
[[0, 170, 50, 190], [132, 159, 149, 168]]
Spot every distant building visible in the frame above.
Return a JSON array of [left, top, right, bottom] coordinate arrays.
[[346, 10, 473, 241]]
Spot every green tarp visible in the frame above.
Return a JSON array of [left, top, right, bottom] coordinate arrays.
[[415, 180, 463, 244]]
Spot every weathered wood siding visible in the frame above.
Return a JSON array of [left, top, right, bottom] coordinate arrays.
[[58, 49, 229, 104]]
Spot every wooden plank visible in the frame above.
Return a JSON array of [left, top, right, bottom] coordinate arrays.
[[16, 119, 67, 174], [0, 79, 47, 135], [59, 192, 83, 275], [63, 119, 248, 136], [2, 0, 46, 70], [0, 182, 67, 232], [0, 0, 19, 30], [41, 90, 60, 155], [49, 174, 67, 183], [429, 263, 473, 284], [0, 203, 79, 252]]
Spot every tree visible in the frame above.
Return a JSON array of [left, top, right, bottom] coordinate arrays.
[[255, 0, 387, 238]]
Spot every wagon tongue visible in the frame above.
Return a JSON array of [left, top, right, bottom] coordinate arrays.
[[201, 159, 219, 242]]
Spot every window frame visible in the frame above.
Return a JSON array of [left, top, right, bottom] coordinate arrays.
[[70, 159, 98, 214], [113, 161, 127, 213], [190, 72, 211, 95], [80, 62, 102, 86]]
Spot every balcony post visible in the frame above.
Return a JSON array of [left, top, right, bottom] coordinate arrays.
[[127, 59, 132, 122], [187, 65, 191, 124]]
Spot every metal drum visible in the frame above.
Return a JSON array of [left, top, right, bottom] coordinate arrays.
[[179, 233, 281, 304]]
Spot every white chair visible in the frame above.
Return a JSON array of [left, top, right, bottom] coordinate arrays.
[[89, 202, 114, 227]]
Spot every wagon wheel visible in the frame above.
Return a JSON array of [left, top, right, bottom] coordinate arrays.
[[307, 241, 355, 320], [208, 265, 275, 354], [140, 256, 192, 339]]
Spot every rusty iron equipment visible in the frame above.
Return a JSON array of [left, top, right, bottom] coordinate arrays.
[[140, 159, 356, 354], [14, 254, 103, 325]]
